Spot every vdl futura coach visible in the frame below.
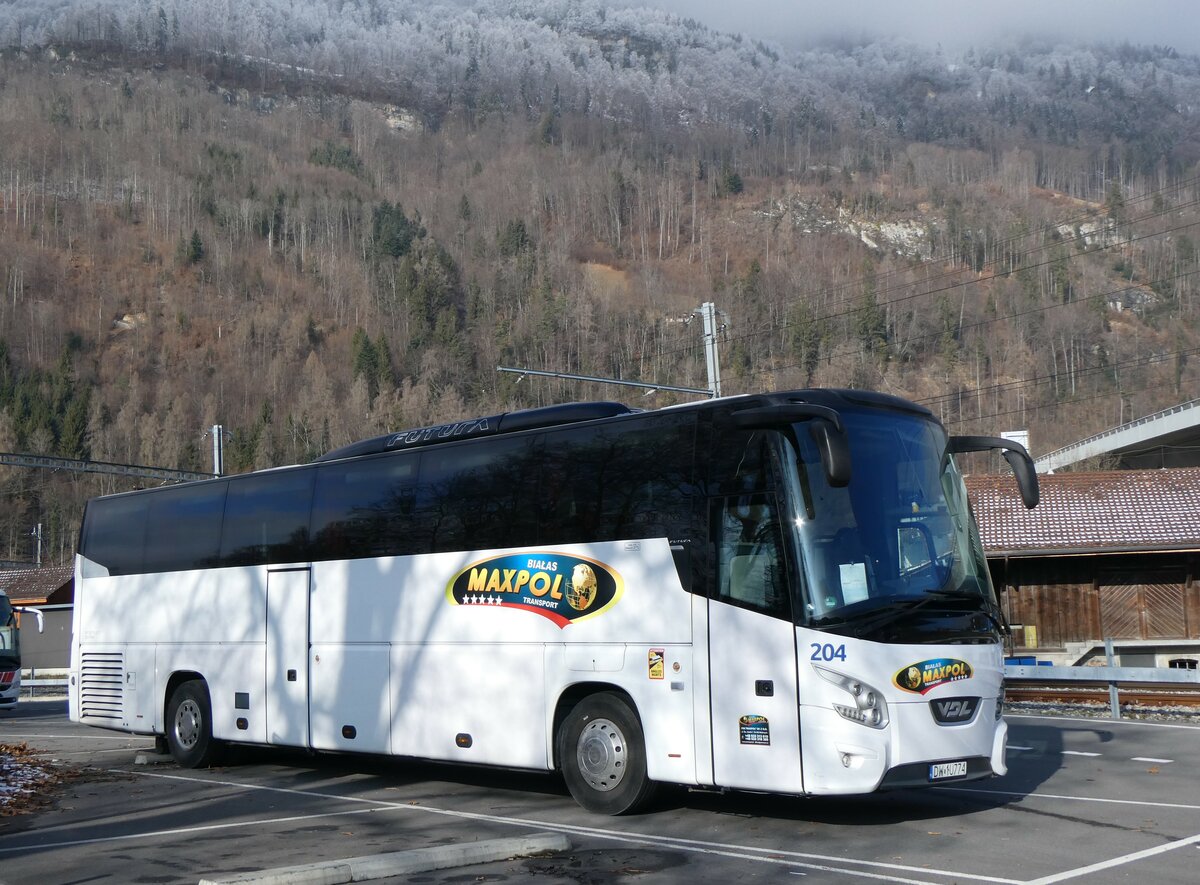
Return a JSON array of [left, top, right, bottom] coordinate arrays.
[[69, 390, 1039, 814]]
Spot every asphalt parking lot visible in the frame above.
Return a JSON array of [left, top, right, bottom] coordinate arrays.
[[2, 700, 1200, 884]]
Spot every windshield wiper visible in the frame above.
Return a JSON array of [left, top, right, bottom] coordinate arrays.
[[850, 589, 975, 638], [975, 597, 1011, 637]]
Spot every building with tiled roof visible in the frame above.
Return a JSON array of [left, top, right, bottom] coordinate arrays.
[[0, 565, 74, 606], [967, 468, 1200, 556], [0, 565, 74, 670], [965, 469, 1200, 664]]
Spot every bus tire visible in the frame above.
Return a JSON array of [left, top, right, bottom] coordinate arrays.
[[557, 692, 656, 815], [166, 679, 222, 768]]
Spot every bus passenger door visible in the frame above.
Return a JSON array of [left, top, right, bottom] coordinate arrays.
[[707, 494, 804, 794], [266, 567, 310, 747]]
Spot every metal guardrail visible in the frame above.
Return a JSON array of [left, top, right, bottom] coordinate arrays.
[[1005, 665, 1200, 684], [20, 678, 68, 698], [1004, 636, 1199, 720]]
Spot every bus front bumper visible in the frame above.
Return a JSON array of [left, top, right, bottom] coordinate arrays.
[[800, 702, 1007, 795]]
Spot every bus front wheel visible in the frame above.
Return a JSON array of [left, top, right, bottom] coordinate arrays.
[[557, 692, 656, 814], [166, 680, 221, 768]]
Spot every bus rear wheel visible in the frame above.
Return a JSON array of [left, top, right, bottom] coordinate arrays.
[[166, 679, 222, 768], [557, 692, 656, 815]]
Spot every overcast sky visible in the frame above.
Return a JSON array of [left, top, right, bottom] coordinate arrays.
[[641, 1, 1200, 55]]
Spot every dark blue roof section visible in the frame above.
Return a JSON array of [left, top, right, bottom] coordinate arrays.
[[315, 401, 635, 462]]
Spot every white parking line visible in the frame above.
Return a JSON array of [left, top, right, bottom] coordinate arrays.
[[29, 748, 153, 758], [1023, 832, 1200, 884], [943, 786, 1200, 812], [0, 806, 389, 855], [15, 768, 1022, 885], [0, 732, 147, 742], [1008, 748, 1177, 764], [8, 760, 1196, 884]]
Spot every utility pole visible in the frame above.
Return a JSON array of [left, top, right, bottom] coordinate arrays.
[[210, 424, 225, 477], [694, 301, 725, 398], [31, 523, 42, 567]]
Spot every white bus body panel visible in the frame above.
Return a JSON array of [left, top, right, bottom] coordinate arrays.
[[311, 643, 390, 753], [708, 600, 804, 794], [70, 568, 268, 739], [266, 568, 310, 747], [797, 630, 1005, 794], [68, 540, 696, 776], [304, 541, 696, 775]]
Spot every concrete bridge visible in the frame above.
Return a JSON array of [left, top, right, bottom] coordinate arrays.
[[1035, 398, 1200, 473]]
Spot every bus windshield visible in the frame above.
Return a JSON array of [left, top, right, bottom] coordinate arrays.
[[785, 409, 995, 627]]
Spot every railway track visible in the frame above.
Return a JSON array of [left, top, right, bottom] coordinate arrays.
[[1006, 684, 1200, 709]]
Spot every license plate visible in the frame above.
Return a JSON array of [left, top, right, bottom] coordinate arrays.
[[929, 761, 968, 781]]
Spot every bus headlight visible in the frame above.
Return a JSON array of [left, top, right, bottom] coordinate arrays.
[[815, 666, 890, 730], [996, 683, 1006, 720]]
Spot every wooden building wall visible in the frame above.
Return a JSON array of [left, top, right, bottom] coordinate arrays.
[[991, 552, 1200, 650]]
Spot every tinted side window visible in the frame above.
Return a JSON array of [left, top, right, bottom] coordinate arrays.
[[81, 494, 150, 576], [310, 454, 420, 560], [416, 436, 540, 553], [539, 414, 696, 546], [221, 469, 315, 566], [708, 422, 773, 496], [713, 492, 791, 620], [143, 482, 229, 573]]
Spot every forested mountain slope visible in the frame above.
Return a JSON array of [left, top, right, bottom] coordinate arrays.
[[1, 0, 1198, 562]]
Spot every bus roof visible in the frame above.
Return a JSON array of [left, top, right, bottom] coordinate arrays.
[[83, 389, 936, 506], [315, 388, 934, 463]]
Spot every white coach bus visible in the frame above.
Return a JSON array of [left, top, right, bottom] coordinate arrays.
[[69, 390, 1038, 813]]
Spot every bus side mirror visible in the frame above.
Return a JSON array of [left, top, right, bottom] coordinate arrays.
[[807, 419, 851, 488], [733, 404, 851, 488], [14, 606, 44, 633], [948, 435, 1039, 509]]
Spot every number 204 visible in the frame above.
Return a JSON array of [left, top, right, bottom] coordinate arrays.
[[810, 642, 847, 662]]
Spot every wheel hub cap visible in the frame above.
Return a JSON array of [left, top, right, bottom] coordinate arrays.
[[577, 717, 626, 792], [175, 699, 201, 749]]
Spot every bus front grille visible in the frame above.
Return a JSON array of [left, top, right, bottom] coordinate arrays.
[[79, 652, 124, 722]]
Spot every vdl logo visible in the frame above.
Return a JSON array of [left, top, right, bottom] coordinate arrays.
[[930, 696, 980, 725], [446, 552, 624, 628]]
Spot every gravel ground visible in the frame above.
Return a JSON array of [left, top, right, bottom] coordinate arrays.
[[1005, 700, 1200, 723]]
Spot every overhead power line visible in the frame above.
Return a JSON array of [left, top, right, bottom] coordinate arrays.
[[940, 377, 1191, 428], [0, 452, 214, 483], [919, 345, 1200, 409], [748, 266, 1200, 383]]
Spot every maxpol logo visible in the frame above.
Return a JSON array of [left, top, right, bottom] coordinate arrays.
[[446, 553, 624, 628], [893, 658, 973, 694]]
